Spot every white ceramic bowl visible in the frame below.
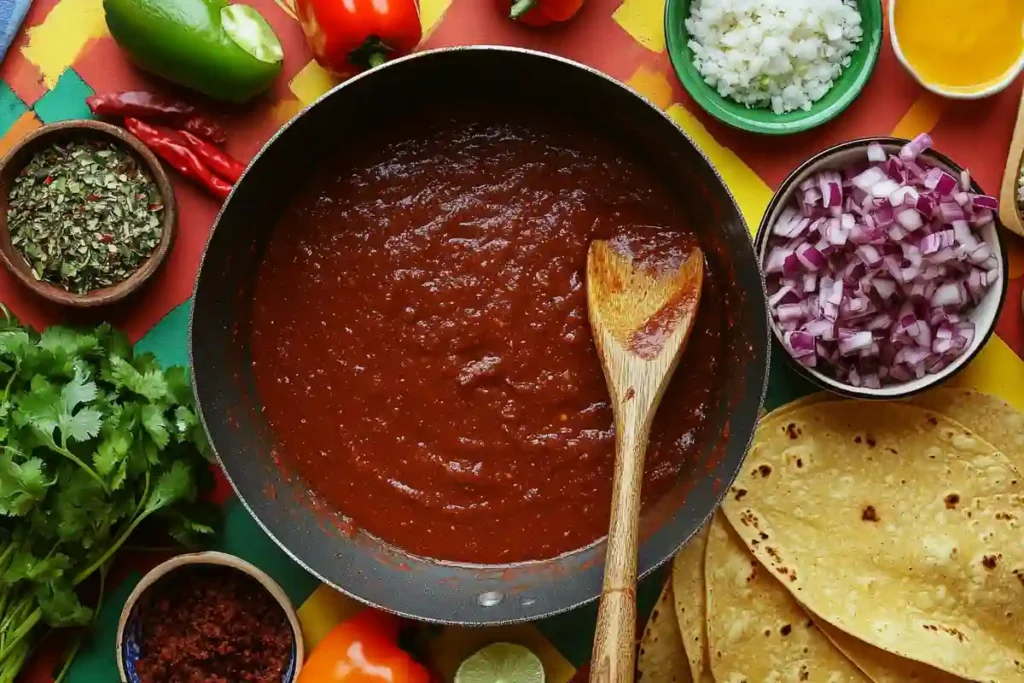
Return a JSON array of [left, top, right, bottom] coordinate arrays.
[[116, 551, 304, 683], [756, 138, 1007, 400], [889, 0, 1024, 100]]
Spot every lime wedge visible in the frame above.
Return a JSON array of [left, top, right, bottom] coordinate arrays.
[[221, 4, 284, 65], [455, 643, 545, 683]]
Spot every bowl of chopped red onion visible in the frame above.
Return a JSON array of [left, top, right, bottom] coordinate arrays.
[[757, 135, 1007, 398]]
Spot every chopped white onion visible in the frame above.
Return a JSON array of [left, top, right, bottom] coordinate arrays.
[[765, 134, 999, 387]]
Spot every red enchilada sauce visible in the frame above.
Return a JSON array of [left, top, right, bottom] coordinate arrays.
[[250, 109, 725, 564]]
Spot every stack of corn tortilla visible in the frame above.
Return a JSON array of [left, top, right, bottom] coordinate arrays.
[[638, 388, 1024, 683]]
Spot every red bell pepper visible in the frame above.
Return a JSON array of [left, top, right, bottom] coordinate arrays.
[[506, 0, 584, 26], [295, 0, 422, 74], [298, 609, 432, 683]]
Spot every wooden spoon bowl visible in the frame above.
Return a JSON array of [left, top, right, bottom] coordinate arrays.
[[0, 119, 177, 308]]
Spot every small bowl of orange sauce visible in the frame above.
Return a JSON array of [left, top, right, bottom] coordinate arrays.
[[890, 0, 1024, 99]]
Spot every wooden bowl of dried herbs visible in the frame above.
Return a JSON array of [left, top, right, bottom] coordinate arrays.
[[0, 119, 176, 307]]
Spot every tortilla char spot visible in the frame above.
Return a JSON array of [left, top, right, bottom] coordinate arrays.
[[799, 664, 809, 681], [855, 436, 862, 444], [759, 532, 769, 540], [764, 629, 770, 636], [734, 488, 748, 501], [887, 447, 898, 454], [786, 423, 798, 439], [982, 555, 999, 570], [796, 457, 803, 468], [758, 464, 772, 477], [651, 607, 659, 622], [996, 512, 1017, 521], [945, 493, 961, 509], [923, 624, 938, 631], [806, 619, 814, 627], [866, 435, 876, 447], [780, 624, 792, 636], [862, 505, 879, 522], [766, 546, 781, 561], [927, 416, 938, 426], [1013, 569, 1024, 586]]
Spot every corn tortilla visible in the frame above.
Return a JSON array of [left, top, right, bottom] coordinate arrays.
[[637, 580, 692, 682], [670, 525, 713, 683], [811, 615, 965, 683], [909, 388, 1024, 474], [722, 401, 1024, 682], [705, 512, 869, 683]]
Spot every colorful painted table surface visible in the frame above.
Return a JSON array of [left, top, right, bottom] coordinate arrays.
[[4, 0, 1024, 680]]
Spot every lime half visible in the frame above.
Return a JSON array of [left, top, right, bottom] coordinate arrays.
[[455, 643, 545, 683]]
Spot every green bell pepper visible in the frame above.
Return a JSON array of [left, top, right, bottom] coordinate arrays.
[[104, 0, 284, 104]]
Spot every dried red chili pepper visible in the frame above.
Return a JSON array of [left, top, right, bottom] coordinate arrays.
[[134, 565, 293, 683], [294, 0, 422, 73], [178, 130, 246, 182], [125, 118, 233, 199], [182, 115, 228, 145], [504, 0, 584, 25], [87, 91, 227, 144]]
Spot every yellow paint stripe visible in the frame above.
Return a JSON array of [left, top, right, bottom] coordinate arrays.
[[890, 91, 949, 140], [420, 0, 453, 41], [21, 0, 108, 88], [0, 111, 41, 158], [427, 624, 576, 683], [626, 65, 674, 111], [947, 333, 1024, 411], [289, 60, 342, 106], [295, 585, 363, 651], [666, 104, 774, 233], [270, 97, 305, 126], [613, 0, 668, 54]]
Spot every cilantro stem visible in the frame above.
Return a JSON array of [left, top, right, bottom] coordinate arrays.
[[40, 437, 108, 494], [52, 634, 81, 683], [0, 608, 38, 667], [73, 472, 150, 586]]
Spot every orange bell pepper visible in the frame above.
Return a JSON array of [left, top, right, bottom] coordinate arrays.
[[506, 0, 584, 26], [298, 609, 431, 683]]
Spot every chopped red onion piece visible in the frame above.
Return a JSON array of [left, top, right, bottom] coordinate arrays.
[[972, 194, 999, 211], [867, 143, 887, 163], [896, 208, 923, 231], [899, 134, 932, 161], [939, 202, 965, 222]]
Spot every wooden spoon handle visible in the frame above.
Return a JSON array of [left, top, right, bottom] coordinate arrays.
[[590, 416, 649, 683]]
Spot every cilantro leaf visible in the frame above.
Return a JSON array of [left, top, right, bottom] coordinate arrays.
[[63, 407, 102, 444], [164, 366, 191, 406], [0, 456, 53, 516], [36, 580, 94, 627], [141, 404, 169, 449], [3, 550, 71, 585], [144, 462, 195, 515], [109, 356, 168, 401], [60, 363, 97, 414], [38, 328, 98, 360]]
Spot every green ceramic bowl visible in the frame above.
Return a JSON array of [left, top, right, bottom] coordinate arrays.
[[665, 0, 884, 135]]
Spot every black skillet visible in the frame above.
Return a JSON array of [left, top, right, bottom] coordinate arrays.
[[189, 46, 770, 625]]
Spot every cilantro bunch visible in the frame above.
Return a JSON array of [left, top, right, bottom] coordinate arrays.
[[0, 306, 215, 681]]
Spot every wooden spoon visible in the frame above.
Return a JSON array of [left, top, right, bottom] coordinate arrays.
[[586, 240, 704, 683], [998, 85, 1024, 237]]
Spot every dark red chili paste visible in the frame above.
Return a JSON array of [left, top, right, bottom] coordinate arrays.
[[250, 107, 726, 564], [133, 566, 293, 683]]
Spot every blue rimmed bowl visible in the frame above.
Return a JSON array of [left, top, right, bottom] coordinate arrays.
[[116, 551, 304, 683]]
